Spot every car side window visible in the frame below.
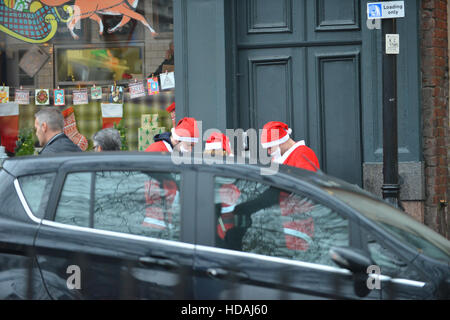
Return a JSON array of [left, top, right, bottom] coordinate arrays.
[[18, 173, 56, 219], [55, 171, 181, 241], [55, 172, 91, 227], [365, 231, 426, 282], [214, 177, 349, 267]]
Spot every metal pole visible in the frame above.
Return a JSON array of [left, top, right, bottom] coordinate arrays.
[[381, 17, 400, 207]]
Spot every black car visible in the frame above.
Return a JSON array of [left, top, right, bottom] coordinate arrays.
[[0, 152, 449, 299]]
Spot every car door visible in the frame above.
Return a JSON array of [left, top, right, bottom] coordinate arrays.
[[359, 223, 441, 299], [193, 169, 381, 299], [0, 170, 54, 299], [34, 160, 196, 299]]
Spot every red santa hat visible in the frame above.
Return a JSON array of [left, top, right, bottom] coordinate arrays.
[[171, 117, 199, 143], [261, 121, 292, 149], [166, 102, 175, 113], [205, 132, 233, 155]]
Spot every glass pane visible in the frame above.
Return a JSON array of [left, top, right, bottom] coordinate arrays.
[[2, 0, 174, 153], [56, 47, 144, 84], [55, 172, 91, 227], [18, 173, 56, 219], [325, 188, 450, 262], [366, 231, 425, 281], [214, 177, 349, 267], [94, 171, 181, 241]]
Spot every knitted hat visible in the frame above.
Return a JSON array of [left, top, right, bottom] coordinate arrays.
[[261, 121, 292, 148]]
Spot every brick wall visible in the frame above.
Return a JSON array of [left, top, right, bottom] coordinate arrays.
[[420, 0, 449, 238]]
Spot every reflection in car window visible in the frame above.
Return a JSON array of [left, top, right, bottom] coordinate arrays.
[[55, 172, 91, 227], [214, 177, 349, 267], [19, 173, 56, 219], [94, 171, 181, 241], [325, 188, 450, 262], [366, 231, 425, 282], [55, 171, 181, 241]]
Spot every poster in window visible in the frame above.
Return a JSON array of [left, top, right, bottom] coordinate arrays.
[[15, 89, 30, 105], [35, 89, 50, 105], [160, 72, 175, 90], [147, 77, 159, 95], [53, 89, 65, 106], [0, 86, 9, 103], [73, 89, 89, 105], [129, 81, 146, 99], [109, 86, 124, 103], [91, 86, 103, 100]]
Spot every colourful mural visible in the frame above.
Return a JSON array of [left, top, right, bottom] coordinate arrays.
[[0, 0, 72, 43], [0, 0, 156, 43]]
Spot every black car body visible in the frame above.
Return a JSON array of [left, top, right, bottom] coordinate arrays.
[[0, 152, 449, 299]]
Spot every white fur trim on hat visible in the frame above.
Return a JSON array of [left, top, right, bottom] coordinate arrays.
[[261, 130, 290, 149], [171, 128, 199, 143], [205, 142, 223, 151]]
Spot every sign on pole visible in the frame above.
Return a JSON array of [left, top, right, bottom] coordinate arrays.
[[367, 1, 405, 19], [386, 34, 400, 54]]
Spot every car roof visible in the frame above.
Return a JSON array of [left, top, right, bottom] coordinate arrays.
[[1, 152, 375, 199]]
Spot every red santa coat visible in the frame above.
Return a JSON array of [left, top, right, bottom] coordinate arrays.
[[279, 192, 314, 251], [275, 140, 318, 250], [142, 179, 178, 230], [276, 140, 320, 172], [145, 140, 173, 153]]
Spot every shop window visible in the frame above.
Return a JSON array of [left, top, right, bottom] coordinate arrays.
[[213, 177, 350, 267], [55, 44, 145, 86], [0, 0, 175, 153], [55, 171, 181, 241]]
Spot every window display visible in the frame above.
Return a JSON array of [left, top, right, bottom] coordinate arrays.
[[0, 0, 174, 155]]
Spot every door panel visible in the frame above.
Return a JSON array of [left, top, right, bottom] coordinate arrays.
[[236, 0, 363, 186], [237, 0, 303, 43], [307, 47, 362, 184], [193, 174, 381, 299], [238, 47, 307, 138], [35, 225, 195, 299], [35, 168, 195, 299]]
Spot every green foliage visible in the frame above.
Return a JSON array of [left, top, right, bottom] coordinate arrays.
[[113, 120, 129, 151], [15, 128, 36, 156]]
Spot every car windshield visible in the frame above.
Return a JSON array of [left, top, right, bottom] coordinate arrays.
[[324, 187, 450, 262]]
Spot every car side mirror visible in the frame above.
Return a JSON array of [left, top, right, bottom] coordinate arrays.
[[329, 246, 374, 298]]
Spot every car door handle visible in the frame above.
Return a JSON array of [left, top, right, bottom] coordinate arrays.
[[206, 267, 249, 282], [139, 256, 179, 270]]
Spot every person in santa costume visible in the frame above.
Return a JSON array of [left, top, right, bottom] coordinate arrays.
[[203, 132, 242, 248], [142, 117, 199, 233], [145, 117, 199, 153], [227, 122, 319, 252], [261, 121, 320, 172], [204, 131, 233, 157]]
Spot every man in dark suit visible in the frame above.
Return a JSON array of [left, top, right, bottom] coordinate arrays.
[[34, 107, 82, 155]]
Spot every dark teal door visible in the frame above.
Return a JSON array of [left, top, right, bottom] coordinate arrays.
[[236, 0, 363, 185]]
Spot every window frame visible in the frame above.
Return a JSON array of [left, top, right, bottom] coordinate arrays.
[[211, 174, 355, 264], [194, 165, 363, 254], [17, 172, 57, 219], [45, 162, 195, 244], [54, 42, 146, 88]]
